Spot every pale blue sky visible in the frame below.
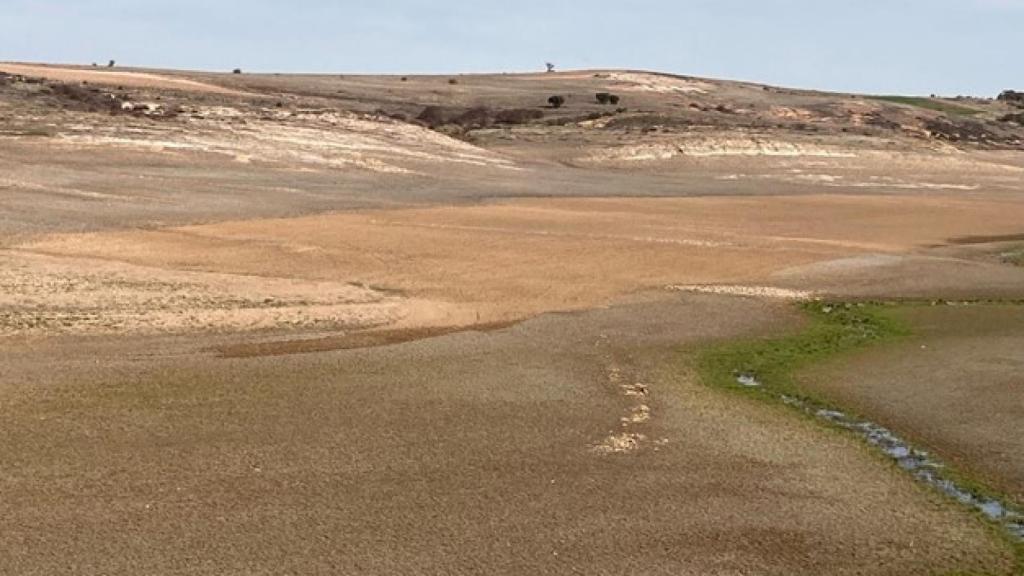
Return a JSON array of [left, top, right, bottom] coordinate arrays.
[[2, 0, 1022, 96]]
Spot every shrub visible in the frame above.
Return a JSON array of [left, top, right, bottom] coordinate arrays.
[[233, 68, 242, 74], [448, 78, 459, 85], [107, 60, 115, 68], [417, 105, 454, 127], [609, 94, 620, 105], [494, 108, 544, 124], [401, 76, 408, 82], [998, 90, 1024, 107], [548, 95, 565, 108], [596, 92, 611, 104], [453, 107, 493, 129], [999, 112, 1024, 126]]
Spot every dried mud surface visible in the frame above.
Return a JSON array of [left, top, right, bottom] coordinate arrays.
[[1, 296, 1013, 576]]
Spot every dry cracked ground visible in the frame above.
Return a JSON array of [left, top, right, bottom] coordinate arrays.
[[2, 62, 1024, 575]]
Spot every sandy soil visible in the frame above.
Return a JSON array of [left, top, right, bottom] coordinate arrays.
[[803, 304, 1024, 505], [14, 194, 1024, 337]]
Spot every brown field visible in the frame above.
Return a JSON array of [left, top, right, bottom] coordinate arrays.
[[2, 63, 1023, 574]]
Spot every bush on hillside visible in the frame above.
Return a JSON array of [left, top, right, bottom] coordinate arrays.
[[494, 108, 544, 124]]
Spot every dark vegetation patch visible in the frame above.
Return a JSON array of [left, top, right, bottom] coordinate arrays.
[[864, 113, 902, 131], [544, 110, 619, 127], [547, 95, 565, 109], [1, 75, 181, 119], [998, 90, 1024, 107], [493, 108, 544, 124], [999, 113, 1024, 126], [924, 117, 1018, 147], [603, 113, 698, 130], [48, 82, 124, 113], [946, 232, 1024, 245], [1001, 247, 1024, 267], [415, 105, 544, 130]]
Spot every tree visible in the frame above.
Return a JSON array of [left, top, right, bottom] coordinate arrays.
[[107, 60, 115, 68], [545, 62, 556, 73]]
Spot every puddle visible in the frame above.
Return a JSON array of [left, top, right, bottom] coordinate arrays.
[[764, 387, 1024, 540], [735, 373, 762, 388]]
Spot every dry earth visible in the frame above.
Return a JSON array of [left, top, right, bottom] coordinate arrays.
[[804, 304, 1024, 506], [2, 63, 1024, 574]]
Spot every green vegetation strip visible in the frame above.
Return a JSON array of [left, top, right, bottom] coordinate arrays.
[[871, 95, 984, 116], [697, 301, 905, 401], [695, 301, 1024, 568], [1002, 247, 1024, 267]]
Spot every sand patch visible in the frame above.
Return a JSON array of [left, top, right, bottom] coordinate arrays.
[[14, 194, 1024, 337], [54, 107, 514, 173], [668, 285, 816, 300], [584, 137, 857, 163], [607, 72, 713, 94], [0, 250, 406, 336]]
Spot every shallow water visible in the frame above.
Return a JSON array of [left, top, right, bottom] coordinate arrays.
[[765, 388, 1024, 540], [735, 373, 762, 388]]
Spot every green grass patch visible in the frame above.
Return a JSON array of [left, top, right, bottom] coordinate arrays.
[[1001, 246, 1024, 267], [696, 301, 906, 401], [695, 301, 1024, 572], [871, 95, 984, 116]]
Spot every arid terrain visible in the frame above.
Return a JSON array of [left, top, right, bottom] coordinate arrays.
[[2, 61, 1023, 575]]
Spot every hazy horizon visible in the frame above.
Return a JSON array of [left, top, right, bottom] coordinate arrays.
[[3, 0, 1023, 97]]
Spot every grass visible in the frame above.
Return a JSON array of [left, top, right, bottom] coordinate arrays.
[[696, 301, 906, 401], [694, 300, 1024, 574], [871, 95, 984, 117], [1001, 246, 1024, 267]]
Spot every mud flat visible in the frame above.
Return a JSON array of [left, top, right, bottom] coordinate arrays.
[[699, 299, 1024, 548], [803, 303, 1024, 507], [0, 295, 1015, 575]]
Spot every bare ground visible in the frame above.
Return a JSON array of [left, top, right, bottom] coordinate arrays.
[[802, 304, 1024, 506], [2, 63, 1023, 574], [0, 296, 1013, 575]]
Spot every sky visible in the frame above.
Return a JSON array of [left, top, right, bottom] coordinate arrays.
[[2, 0, 1022, 96]]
